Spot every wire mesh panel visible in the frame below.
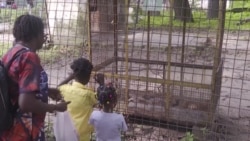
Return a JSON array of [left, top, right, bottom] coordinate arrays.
[[0, 0, 249, 141], [89, 0, 222, 140], [0, 0, 89, 140], [89, 0, 249, 140]]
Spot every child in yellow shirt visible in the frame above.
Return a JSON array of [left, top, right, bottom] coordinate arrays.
[[59, 57, 97, 141]]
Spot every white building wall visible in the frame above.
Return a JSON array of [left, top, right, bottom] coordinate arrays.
[[46, 0, 86, 36]]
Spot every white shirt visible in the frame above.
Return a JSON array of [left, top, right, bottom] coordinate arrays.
[[89, 110, 128, 141]]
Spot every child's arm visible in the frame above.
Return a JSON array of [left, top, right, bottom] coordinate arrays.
[[120, 114, 128, 132], [58, 73, 74, 86], [94, 73, 105, 109], [90, 91, 98, 107], [94, 73, 105, 87], [88, 111, 96, 126]]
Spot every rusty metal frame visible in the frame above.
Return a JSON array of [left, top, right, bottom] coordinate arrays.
[[88, 0, 224, 126]]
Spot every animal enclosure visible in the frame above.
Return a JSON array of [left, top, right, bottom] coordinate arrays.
[[88, 0, 224, 127], [0, 0, 249, 141]]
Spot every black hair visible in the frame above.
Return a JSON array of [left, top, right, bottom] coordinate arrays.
[[70, 57, 93, 84], [97, 83, 117, 106], [13, 14, 44, 42]]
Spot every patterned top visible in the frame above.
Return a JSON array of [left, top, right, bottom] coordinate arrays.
[[0, 44, 48, 141]]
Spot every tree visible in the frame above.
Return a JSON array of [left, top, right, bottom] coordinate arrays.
[[96, 0, 126, 32], [27, 0, 34, 8], [172, 0, 194, 22], [207, 0, 219, 19], [97, 0, 112, 32]]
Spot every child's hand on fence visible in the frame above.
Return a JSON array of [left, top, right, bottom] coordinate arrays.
[[123, 113, 129, 123]]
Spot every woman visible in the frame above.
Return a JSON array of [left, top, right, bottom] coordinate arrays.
[[0, 14, 70, 141]]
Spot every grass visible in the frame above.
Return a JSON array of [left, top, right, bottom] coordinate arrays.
[[181, 132, 194, 141], [0, 3, 47, 23], [0, 42, 65, 65], [0, 42, 12, 58], [130, 10, 250, 31], [230, 1, 250, 9], [37, 47, 64, 65], [129, 1, 250, 31]]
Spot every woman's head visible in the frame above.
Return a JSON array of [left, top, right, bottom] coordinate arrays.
[[97, 83, 117, 109], [70, 57, 93, 85], [13, 14, 46, 50]]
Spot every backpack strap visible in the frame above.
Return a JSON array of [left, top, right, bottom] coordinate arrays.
[[5, 48, 29, 71], [6, 48, 32, 139]]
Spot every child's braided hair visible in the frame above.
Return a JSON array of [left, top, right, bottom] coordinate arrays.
[[97, 83, 117, 105]]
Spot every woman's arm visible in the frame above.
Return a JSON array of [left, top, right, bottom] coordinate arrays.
[[58, 73, 74, 86], [48, 87, 63, 101], [19, 93, 70, 113]]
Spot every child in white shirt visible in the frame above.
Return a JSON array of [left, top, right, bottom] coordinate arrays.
[[89, 83, 128, 141]]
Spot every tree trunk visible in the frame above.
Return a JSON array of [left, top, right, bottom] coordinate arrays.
[[95, 0, 126, 32], [77, 1, 88, 36], [207, 0, 219, 19], [117, 0, 126, 30], [173, 0, 194, 22], [97, 0, 113, 32]]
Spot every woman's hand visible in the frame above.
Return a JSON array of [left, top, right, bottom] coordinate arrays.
[[54, 100, 71, 112], [55, 100, 71, 112], [48, 88, 63, 101], [48, 100, 71, 113]]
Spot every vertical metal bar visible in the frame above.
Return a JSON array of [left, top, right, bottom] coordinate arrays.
[[179, 0, 187, 105], [214, 0, 225, 84], [146, 11, 150, 92], [113, 0, 118, 75], [162, 64, 166, 94], [44, 0, 52, 42], [210, 0, 226, 124], [166, 0, 174, 114], [124, 0, 129, 114], [135, 0, 140, 24], [87, 0, 92, 61], [129, 0, 140, 77]]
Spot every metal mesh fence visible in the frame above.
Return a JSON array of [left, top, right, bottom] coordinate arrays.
[[0, 0, 249, 141]]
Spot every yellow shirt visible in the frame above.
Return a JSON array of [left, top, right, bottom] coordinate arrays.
[[59, 81, 97, 141]]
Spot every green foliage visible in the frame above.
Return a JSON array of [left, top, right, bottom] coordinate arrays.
[[201, 127, 208, 136], [230, 1, 250, 9], [0, 9, 24, 23], [129, 2, 250, 31], [0, 42, 12, 58], [0, 41, 64, 65], [0, 4, 47, 23], [181, 132, 194, 141], [44, 121, 55, 141], [190, 0, 201, 9], [131, 10, 219, 31]]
